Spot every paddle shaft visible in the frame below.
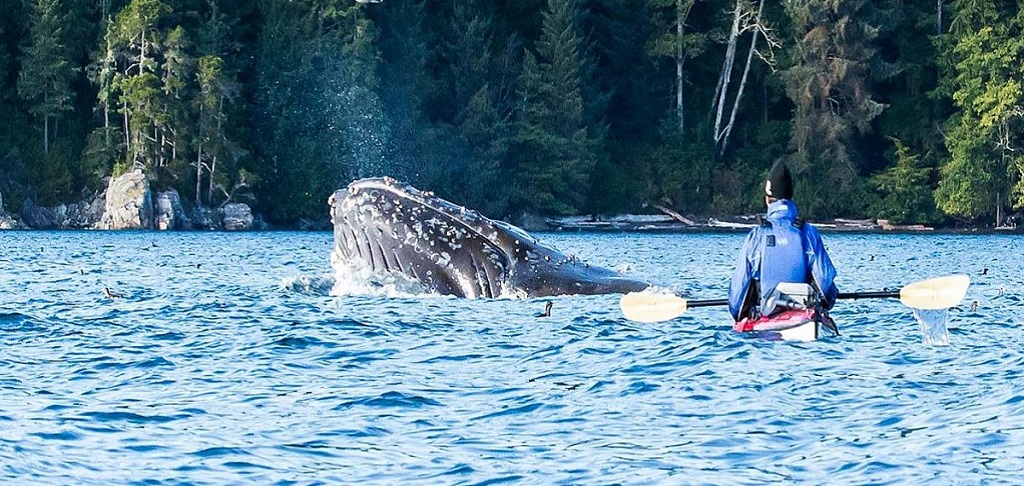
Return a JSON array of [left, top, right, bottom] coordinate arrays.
[[684, 291, 900, 309], [688, 299, 729, 308], [837, 290, 900, 300], [621, 275, 968, 323]]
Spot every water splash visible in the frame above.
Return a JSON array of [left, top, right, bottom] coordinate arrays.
[[911, 308, 951, 346], [330, 259, 430, 298], [278, 275, 336, 296]]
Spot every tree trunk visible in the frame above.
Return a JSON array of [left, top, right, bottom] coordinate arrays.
[[712, 2, 742, 144], [675, 0, 685, 133], [196, 104, 204, 206], [676, 54, 684, 133], [123, 104, 130, 154], [996, 191, 1002, 227], [208, 155, 218, 204], [719, 0, 766, 155], [196, 147, 204, 206], [44, 116, 50, 156], [140, 31, 147, 76]]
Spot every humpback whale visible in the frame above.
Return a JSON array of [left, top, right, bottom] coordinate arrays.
[[329, 177, 651, 298]]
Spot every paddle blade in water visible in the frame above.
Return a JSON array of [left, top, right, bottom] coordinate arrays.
[[899, 274, 970, 310], [620, 293, 688, 323]]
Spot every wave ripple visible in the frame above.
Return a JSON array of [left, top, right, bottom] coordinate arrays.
[[0, 231, 1021, 484]]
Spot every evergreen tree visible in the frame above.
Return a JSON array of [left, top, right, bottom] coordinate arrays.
[[511, 0, 598, 216], [84, 12, 127, 184], [192, 0, 243, 207], [437, 1, 494, 121], [427, 1, 515, 216], [374, 0, 434, 183], [0, 0, 1017, 226], [872, 0, 947, 165], [158, 25, 195, 173], [0, 0, 24, 183], [645, 0, 708, 134], [18, 0, 77, 156], [871, 137, 938, 224], [109, 0, 173, 171], [586, 0, 663, 143], [868, 0, 947, 221], [781, 0, 887, 217]]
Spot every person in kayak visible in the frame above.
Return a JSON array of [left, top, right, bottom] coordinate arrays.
[[728, 161, 838, 323]]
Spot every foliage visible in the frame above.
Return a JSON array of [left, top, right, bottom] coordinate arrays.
[[0, 0, 1022, 227], [18, 0, 77, 156], [870, 138, 939, 224], [935, 2, 1024, 224], [423, 2, 515, 218], [510, 0, 598, 216], [632, 120, 716, 216], [781, 0, 887, 218]]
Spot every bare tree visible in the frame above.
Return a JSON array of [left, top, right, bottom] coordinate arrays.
[[710, 0, 778, 155], [716, 0, 778, 154]]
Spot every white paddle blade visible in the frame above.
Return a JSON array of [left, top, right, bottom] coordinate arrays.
[[620, 293, 689, 323], [899, 274, 970, 310]]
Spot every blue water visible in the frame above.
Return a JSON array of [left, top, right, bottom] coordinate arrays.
[[1, 231, 1022, 484]]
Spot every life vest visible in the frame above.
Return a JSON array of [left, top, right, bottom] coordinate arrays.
[[756, 216, 810, 311], [729, 199, 838, 321]]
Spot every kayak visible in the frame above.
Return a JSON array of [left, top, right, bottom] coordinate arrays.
[[733, 308, 836, 342]]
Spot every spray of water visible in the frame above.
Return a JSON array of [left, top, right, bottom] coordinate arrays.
[[341, 87, 389, 179], [911, 308, 950, 346], [278, 275, 336, 296], [330, 258, 431, 298]]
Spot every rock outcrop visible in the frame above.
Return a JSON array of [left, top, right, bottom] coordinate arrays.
[[0, 213, 16, 229], [18, 197, 104, 229], [0, 192, 23, 229], [220, 203, 254, 231], [155, 190, 192, 230], [97, 170, 154, 230], [19, 200, 57, 228], [1, 171, 267, 231], [190, 206, 221, 230]]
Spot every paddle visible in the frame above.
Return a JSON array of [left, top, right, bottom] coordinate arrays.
[[620, 274, 971, 323]]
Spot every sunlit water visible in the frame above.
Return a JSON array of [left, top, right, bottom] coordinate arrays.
[[1, 230, 1022, 484]]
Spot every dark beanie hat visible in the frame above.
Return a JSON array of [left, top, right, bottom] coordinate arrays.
[[765, 161, 794, 200]]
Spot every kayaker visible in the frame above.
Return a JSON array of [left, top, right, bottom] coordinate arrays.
[[728, 161, 838, 321]]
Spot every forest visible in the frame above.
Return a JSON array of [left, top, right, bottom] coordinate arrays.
[[0, 0, 1022, 228]]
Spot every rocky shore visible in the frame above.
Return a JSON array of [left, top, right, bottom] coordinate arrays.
[[3, 175, 1018, 233], [0, 170, 265, 231]]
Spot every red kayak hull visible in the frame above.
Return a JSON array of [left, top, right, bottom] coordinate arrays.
[[734, 308, 820, 341]]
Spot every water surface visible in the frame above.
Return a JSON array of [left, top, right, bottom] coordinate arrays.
[[1, 231, 1021, 484]]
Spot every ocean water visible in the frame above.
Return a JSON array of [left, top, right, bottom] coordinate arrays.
[[1, 230, 1021, 484]]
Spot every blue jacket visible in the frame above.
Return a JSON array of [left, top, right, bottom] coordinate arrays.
[[728, 199, 838, 320]]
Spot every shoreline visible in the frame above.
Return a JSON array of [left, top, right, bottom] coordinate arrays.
[[541, 225, 1024, 235], [540, 214, 1023, 235], [2, 205, 1020, 234]]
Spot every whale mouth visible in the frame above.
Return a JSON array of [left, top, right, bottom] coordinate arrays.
[[329, 177, 651, 298]]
